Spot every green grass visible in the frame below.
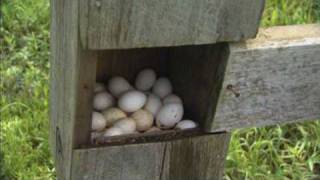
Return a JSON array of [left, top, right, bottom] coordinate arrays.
[[0, 0, 53, 179], [262, 0, 320, 26], [0, 0, 319, 179]]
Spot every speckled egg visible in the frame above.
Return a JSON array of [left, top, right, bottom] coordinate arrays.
[[156, 103, 183, 129]]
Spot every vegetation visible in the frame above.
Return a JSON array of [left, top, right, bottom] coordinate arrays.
[[0, 0, 319, 179]]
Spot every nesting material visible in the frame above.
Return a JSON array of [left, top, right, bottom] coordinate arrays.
[[90, 68, 197, 142]]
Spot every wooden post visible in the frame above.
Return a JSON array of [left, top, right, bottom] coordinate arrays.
[[50, 0, 319, 180]]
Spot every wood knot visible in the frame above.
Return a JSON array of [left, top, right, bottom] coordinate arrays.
[[226, 84, 240, 98], [95, 0, 101, 8]]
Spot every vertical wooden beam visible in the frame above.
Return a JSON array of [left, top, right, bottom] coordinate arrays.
[[73, 51, 97, 148], [50, 0, 78, 179], [50, 0, 97, 179]]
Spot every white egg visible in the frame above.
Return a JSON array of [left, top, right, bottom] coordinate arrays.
[[118, 90, 147, 113], [93, 91, 115, 111], [175, 120, 198, 130], [163, 94, 182, 104], [91, 112, 107, 131], [156, 103, 184, 129], [103, 127, 124, 137], [94, 82, 106, 93], [135, 69, 156, 91], [102, 107, 127, 127], [144, 94, 162, 116], [108, 76, 133, 97], [113, 118, 136, 134], [152, 78, 172, 98], [131, 109, 154, 131]]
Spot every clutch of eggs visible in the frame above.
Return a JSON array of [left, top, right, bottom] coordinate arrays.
[[91, 68, 197, 142]]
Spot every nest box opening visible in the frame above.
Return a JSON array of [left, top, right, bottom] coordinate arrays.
[[75, 43, 229, 149]]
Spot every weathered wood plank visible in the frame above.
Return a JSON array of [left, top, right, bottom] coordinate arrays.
[[50, 0, 80, 179], [167, 44, 229, 130], [211, 24, 320, 131], [50, 0, 98, 179], [73, 51, 97, 148], [71, 133, 230, 180], [96, 48, 169, 83], [80, 0, 265, 49]]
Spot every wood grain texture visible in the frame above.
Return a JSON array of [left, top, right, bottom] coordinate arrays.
[[73, 51, 97, 148], [211, 24, 320, 131], [167, 44, 229, 130], [96, 44, 229, 131], [71, 133, 230, 180], [50, 0, 97, 179], [80, 0, 265, 49], [50, 0, 80, 179], [96, 48, 169, 83]]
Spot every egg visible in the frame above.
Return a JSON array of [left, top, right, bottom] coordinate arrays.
[[152, 78, 172, 98], [132, 131, 140, 134], [156, 103, 184, 129], [163, 94, 182, 104], [146, 127, 161, 133], [175, 120, 198, 130], [131, 110, 154, 131], [113, 118, 136, 134], [135, 69, 156, 91], [144, 94, 162, 116], [102, 107, 127, 127], [108, 76, 132, 97], [103, 127, 124, 137], [93, 91, 115, 111], [118, 90, 147, 113], [94, 82, 106, 93], [91, 112, 107, 131]]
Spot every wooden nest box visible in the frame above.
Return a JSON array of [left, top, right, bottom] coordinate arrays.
[[50, 0, 320, 179]]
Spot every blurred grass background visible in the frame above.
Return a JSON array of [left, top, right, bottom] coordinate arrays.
[[0, 0, 319, 179]]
